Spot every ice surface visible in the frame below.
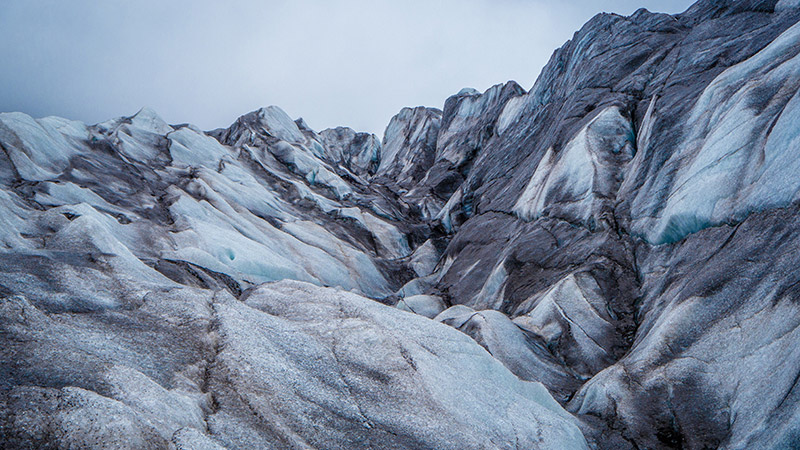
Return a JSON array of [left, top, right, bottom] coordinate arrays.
[[6, 386, 169, 449], [268, 140, 353, 199], [471, 259, 508, 309], [0, 103, 416, 306], [513, 106, 634, 227], [256, 106, 307, 144], [435, 83, 515, 167], [435, 186, 463, 233], [339, 207, 410, 258], [167, 192, 319, 284], [168, 127, 230, 167], [0, 112, 86, 181], [217, 280, 589, 449], [376, 107, 440, 180], [192, 165, 290, 221], [2, 4, 798, 449], [776, 0, 800, 11], [408, 239, 439, 277], [0, 190, 37, 249], [318, 127, 382, 175], [35, 181, 130, 217], [637, 21, 800, 244], [101, 364, 207, 439], [514, 273, 617, 376], [129, 107, 174, 135], [280, 220, 392, 296], [496, 95, 527, 135], [436, 306, 581, 402], [396, 294, 446, 318], [48, 203, 172, 287]]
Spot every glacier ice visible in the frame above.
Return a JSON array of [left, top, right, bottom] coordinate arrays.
[[254, 106, 307, 144], [496, 95, 527, 136], [0, 112, 87, 181], [396, 294, 446, 318], [634, 20, 800, 244], [776, 0, 800, 11], [3, 4, 800, 449], [513, 106, 635, 228]]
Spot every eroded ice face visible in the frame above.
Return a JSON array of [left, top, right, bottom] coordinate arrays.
[[0, 103, 413, 300], [630, 20, 800, 244]]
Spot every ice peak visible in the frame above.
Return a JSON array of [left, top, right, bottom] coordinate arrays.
[[129, 107, 173, 135], [457, 87, 480, 96]]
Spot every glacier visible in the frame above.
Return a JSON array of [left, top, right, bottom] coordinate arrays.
[[3, 0, 800, 449]]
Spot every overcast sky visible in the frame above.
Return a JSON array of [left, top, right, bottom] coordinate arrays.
[[1, 0, 695, 135]]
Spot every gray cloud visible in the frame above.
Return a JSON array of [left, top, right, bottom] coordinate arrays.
[[0, 0, 694, 135]]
